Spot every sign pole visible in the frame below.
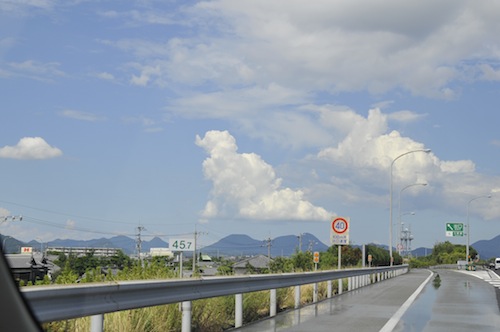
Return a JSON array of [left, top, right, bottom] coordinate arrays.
[[338, 245, 341, 270], [179, 251, 183, 278]]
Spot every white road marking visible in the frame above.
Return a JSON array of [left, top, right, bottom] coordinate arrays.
[[378, 270, 434, 332]]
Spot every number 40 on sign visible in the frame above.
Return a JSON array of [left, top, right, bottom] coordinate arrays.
[[330, 217, 350, 245]]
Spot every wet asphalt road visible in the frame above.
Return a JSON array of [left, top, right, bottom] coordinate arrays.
[[234, 268, 500, 332], [394, 269, 500, 332]]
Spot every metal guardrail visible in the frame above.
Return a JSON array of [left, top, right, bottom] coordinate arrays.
[[22, 265, 408, 330]]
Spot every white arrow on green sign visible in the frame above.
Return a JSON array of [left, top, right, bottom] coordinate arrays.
[[445, 223, 464, 237]]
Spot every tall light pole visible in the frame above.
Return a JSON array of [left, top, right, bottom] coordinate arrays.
[[389, 149, 431, 266], [398, 183, 427, 255], [466, 194, 491, 262]]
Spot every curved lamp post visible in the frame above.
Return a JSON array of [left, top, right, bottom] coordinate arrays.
[[398, 183, 427, 254], [466, 194, 491, 262], [389, 149, 431, 265]]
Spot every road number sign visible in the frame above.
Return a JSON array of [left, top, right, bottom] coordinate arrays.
[[331, 217, 350, 245], [445, 223, 464, 237], [169, 238, 194, 251]]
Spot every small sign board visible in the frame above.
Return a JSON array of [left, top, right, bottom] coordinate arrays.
[[21, 247, 32, 254], [169, 238, 195, 251], [331, 217, 350, 245], [313, 251, 319, 263], [446, 223, 464, 237]]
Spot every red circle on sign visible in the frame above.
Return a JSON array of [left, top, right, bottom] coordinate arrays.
[[332, 218, 348, 234]]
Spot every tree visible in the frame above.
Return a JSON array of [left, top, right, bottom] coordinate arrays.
[[431, 241, 467, 264], [269, 257, 294, 273], [366, 245, 390, 266], [290, 251, 313, 271], [108, 250, 133, 269], [55, 262, 79, 284], [340, 245, 362, 266]]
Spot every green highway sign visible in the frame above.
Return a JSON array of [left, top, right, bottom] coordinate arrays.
[[446, 223, 464, 237]]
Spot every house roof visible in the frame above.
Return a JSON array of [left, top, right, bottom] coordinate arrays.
[[233, 255, 273, 269], [6, 253, 58, 272]]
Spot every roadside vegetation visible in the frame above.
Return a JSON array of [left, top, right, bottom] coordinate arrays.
[[30, 245, 403, 331], [408, 241, 480, 268]]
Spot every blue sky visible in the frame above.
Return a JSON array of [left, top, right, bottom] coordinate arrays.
[[1, 0, 500, 253]]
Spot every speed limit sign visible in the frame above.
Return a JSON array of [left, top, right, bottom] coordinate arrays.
[[331, 217, 350, 245]]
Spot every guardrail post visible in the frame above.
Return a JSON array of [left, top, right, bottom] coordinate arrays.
[[338, 278, 343, 294], [90, 314, 103, 332], [235, 293, 243, 328], [181, 301, 191, 332], [348, 277, 352, 291], [270, 289, 277, 317], [327, 280, 332, 298], [294, 285, 301, 308]]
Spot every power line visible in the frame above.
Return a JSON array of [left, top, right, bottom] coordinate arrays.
[[0, 199, 187, 226], [21, 215, 192, 239]]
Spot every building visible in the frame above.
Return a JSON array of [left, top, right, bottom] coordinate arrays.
[[149, 247, 174, 257], [46, 246, 120, 257], [5, 253, 58, 284], [233, 255, 273, 275]]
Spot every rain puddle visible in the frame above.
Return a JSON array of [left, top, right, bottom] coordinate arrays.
[[393, 273, 440, 331]]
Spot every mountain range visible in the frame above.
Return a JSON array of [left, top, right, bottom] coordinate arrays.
[[2, 233, 500, 259]]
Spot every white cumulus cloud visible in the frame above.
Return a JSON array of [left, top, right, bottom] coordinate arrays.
[[0, 137, 62, 160], [196, 130, 332, 221], [60, 109, 106, 122]]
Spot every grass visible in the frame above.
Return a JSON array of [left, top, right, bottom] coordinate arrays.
[[41, 271, 353, 331]]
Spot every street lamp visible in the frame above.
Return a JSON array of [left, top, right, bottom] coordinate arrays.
[[36, 237, 44, 256], [398, 183, 427, 254], [466, 194, 491, 262], [389, 149, 431, 266]]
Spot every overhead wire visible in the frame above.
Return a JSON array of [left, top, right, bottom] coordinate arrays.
[[0, 199, 188, 227]]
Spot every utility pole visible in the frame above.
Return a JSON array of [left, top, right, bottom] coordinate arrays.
[[193, 226, 196, 272], [308, 240, 317, 252], [297, 233, 304, 253], [264, 237, 272, 259], [1, 216, 22, 253], [136, 225, 145, 264], [192, 226, 207, 273]]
